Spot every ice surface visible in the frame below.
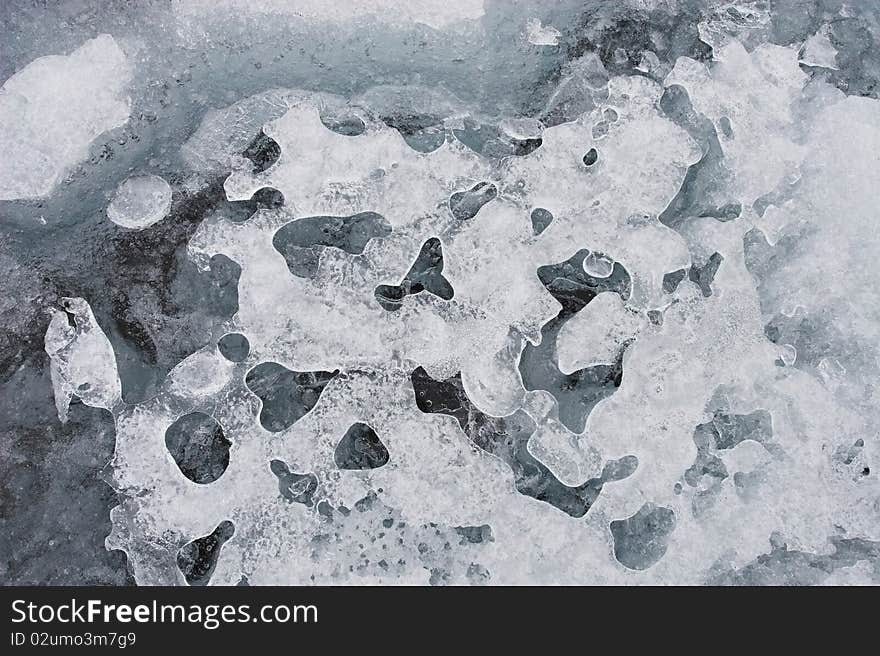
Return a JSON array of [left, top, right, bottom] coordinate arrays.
[[107, 175, 172, 229], [4, 1, 879, 587], [102, 56, 880, 582], [526, 19, 562, 47], [0, 34, 131, 200], [665, 41, 807, 208], [44, 298, 122, 423], [800, 27, 839, 70], [174, 0, 486, 31]]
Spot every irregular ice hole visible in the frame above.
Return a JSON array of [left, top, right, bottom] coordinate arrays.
[[610, 503, 676, 571], [530, 207, 554, 235], [217, 333, 250, 363], [582, 147, 599, 166], [245, 363, 340, 433], [242, 129, 281, 173], [177, 520, 235, 586], [272, 212, 392, 278], [334, 422, 390, 470], [448, 182, 498, 221], [270, 459, 319, 506]]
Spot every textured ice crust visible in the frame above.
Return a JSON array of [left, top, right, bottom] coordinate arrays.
[[18, 4, 879, 585], [0, 34, 131, 200], [107, 175, 173, 229], [45, 298, 122, 423]]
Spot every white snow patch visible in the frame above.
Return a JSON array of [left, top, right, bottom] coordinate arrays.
[[0, 35, 131, 200]]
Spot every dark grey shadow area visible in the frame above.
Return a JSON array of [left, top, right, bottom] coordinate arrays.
[[610, 502, 676, 570], [743, 225, 860, 377], [709, 534, 880, 585], [0, 355, 133, 584], [519, 249, 632, 433], [6, 177, 248, 405], [684, 409, 774, 516], [658, 85, 737, 231]]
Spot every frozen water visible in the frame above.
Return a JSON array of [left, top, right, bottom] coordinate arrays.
[[800, 28, 839, 70], [174, 0, 486, 31], [107, 174, 172, 229], [2, 0, 880, 587], [44, 297, 122, 423], [526, 19, 562, 47], [0, 34, 131, 200]]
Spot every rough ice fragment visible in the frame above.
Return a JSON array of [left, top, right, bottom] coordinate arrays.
[[107, 175, 173, 230], [0, 34, 131, 200], [526, 18, 562, 46]]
